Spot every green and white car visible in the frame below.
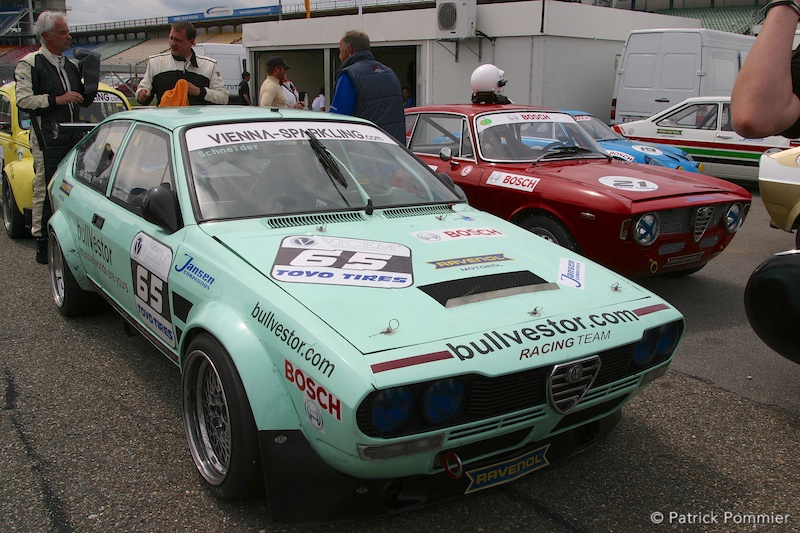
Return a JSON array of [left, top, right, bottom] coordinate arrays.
[[47, 106, 684, 523]]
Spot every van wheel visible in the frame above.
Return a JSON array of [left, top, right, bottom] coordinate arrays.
[[520, 215, 579, 252], [2, 174, 26, 239]]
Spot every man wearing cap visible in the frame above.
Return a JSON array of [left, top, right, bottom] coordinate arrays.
[[259, 56, 289, 108]]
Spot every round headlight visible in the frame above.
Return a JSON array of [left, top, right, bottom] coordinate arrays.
[[634, 213, 659, 246], [422, 378, 466, 425], [370, 387, 414, 435], [633, 328, 659, 367], [656, 322, 681, 357], [725, 203, 744, 233]]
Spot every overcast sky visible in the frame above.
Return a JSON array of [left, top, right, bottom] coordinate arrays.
[[66, 1, 298, 27]]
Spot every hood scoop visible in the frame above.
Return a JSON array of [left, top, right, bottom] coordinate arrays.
[[382, 205, 456, 219], [419, 270, 558, 308]]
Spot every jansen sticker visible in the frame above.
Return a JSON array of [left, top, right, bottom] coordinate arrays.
[[486, 171, 540, 192], [558, 257, 585, 289], [272, 236, 412, 288]]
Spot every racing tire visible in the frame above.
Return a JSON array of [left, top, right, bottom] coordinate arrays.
[[2, 174, 26, 239], [520, 215, 579, 253], [48, 232, 100, 317], [182, 333, 264, 500]]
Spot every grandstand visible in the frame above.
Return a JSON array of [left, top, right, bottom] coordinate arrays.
[[655, 5, 764, 35]]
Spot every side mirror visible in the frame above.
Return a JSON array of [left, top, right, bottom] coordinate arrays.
[[744, 250, 800, 365], [436, 171, 467, 202], [438, 147, 453, 162], [141, 185, 182, 233]]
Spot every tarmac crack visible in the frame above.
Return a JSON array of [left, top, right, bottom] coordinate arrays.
[[4, 367, 74, 533]]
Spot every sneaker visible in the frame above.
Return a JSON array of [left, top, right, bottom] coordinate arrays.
[[36, 237, 48, 264]]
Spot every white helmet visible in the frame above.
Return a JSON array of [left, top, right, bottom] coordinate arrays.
[[470, 64, 507, 95]]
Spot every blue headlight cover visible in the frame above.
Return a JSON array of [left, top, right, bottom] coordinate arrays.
[[422, 378, 466, 425], [656, 322, 681, 356], [725, 203, 744, 233], [633, 328, 659, 366], [634, 213, 659, 246], [370, 387, 414, 435]]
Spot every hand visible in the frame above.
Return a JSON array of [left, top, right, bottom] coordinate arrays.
[[137, 88, 151, 103], [294, 102, 304, 109], [187, 82, 201, 97], [55, 91, 83, 106]]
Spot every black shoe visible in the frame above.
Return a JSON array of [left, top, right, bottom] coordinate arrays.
[[36, 237, 48, 264]]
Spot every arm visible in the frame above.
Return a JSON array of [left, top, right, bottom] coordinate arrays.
[[731, 3, 800, 138], [14, 58, 50, 112], [136, 60, 155, 106], [259, 80, 277, 107], [329, 73, 356, 116], [198, 63, 229, 105]]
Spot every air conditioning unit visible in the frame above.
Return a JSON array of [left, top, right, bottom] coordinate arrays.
[[436, 0, 476, 40]]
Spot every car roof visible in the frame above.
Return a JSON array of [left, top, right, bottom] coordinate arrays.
[[110, 106, 377, 130], [405, 103, 564, 118]]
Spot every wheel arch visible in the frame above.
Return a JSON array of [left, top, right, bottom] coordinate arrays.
[[4, 158, 34, 214], [179, 304, 299, 432], [48, 210, 94, 291]]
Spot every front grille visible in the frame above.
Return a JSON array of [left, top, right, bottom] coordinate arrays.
[[700, 234, 719, 249], [658, 242, 685, 256], [548, 356, 600, 414], [655, 204, 726, 237], [694, 206, 715, 241]]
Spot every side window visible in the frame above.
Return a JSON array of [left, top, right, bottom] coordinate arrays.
[[459, 119, 474, 158], [110, 125, 174, 215], [721, 103, 732, 132], [0, 95, 11, 133], [656, 103, 718, 131], [408, 114, 465, 156], [73, 121, 131, 193]]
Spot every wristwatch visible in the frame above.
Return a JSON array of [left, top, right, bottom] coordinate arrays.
[[763, 0, 800, 19]]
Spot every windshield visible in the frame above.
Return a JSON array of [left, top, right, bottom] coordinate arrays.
[[186, 120, 462, 220], [571, 114, 624, 141], [475, 111, 606, 162]]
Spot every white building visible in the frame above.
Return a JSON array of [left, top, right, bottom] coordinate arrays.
[[243, 0, 699, 120]]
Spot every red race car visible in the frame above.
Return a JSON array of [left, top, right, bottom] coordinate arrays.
[[403, 65, 751, 279]]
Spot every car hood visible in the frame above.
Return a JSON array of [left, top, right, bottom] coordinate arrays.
[[204, 207, 659, 355], [518, 159, 732, 201]]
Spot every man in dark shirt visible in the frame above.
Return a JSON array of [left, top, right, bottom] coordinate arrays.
[[238, 71, 252, 105]]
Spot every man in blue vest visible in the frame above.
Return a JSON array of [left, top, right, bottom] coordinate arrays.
[[330, 30, 405, 144]]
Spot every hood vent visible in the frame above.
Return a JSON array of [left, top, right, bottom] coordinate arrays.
[[382, 205, 456, 219], [419, 270, 557, 308], [267, 212, 365, 229]]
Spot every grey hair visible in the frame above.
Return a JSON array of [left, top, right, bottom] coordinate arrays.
[[34, 11, 68, 47]]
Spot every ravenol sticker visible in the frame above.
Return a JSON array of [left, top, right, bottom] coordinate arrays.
[[665, 251, 704, 267], [486, 171, 540, 192], [558, 257, 585, 289], [412, 228, 506, 242], [272, 235, 412, 288], [428, 253, 512, 269], [599, 176, 659, 192], [656, 128, 682, 135], [465, 445, 550, 493]]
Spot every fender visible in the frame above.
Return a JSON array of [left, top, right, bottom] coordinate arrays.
[[48, 209, 94, 291], [785, 200, 800, 233], [4, 157, 34, 215], [180, 301, 299, 431]]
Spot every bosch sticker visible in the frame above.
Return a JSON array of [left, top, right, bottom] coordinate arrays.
[[486, 171, 540, 192], [285, 360, 342, 422], [272, 236, 412, 288], [607, 150, 635, 162], [412, 228, 506, 242]]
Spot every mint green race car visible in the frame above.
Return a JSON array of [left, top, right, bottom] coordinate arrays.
[[47, 106, 684, 523]]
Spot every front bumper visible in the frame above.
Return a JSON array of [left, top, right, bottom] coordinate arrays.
[[259, 408, 621, 524]]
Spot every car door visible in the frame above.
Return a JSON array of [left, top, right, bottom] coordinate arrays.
[[650, 100, 720, 173], [0, 91, 13, 169], [407, 112, 484, 199], [92, 123, 181, 353], [67, 120, 132, 283]]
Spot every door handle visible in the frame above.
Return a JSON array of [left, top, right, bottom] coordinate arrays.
[[655, 98, 670, 103], [92, 213, 105, 229], [716, 134, 732, 139]]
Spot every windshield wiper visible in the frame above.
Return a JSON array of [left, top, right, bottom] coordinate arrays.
[[531, 145, 602, 163], [306, 130, 348, 188]]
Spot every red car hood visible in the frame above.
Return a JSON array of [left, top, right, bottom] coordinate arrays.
[[495, 159, 739, 201]]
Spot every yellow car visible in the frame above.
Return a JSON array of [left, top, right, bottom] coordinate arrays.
[[759, 147, 800, 249], [1, 81, 130, 238]]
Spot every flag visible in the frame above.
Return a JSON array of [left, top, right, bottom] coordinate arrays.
[[305, 0, 311, 17]]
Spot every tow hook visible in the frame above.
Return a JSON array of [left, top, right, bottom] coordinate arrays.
[[649, 259, 658, 274], [441, 451, 463, 479]]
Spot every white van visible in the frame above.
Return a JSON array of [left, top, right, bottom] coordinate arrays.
[[610, 29, 754, 125], [193, 43, 247, 104]]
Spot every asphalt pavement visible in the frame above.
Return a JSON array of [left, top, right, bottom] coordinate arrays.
[[1, 187, 798, 532]]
